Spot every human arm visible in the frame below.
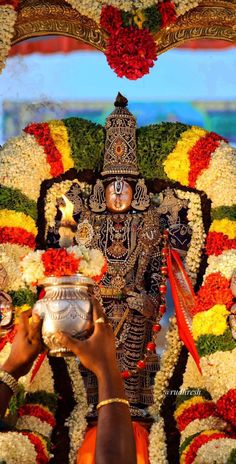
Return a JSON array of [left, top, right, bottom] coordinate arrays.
[[0, 310, 44, 418], [54, 298, 137, 464]]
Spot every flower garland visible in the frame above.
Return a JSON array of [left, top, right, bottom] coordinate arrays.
[[64, 0, 202, 79], [0, 1, 19, 75], [176, 189, 205, 283], [22, 246, 107, 285], [65, 358, 89, 464], [0, 117, 235, 462], [148, 317, 182, 463]]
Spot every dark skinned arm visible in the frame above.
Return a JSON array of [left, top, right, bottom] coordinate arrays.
[[0, 310, 44, 418], [55, 298, 137, 464]]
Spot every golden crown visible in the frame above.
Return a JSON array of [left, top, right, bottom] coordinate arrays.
[[102, 93, 139, 177]]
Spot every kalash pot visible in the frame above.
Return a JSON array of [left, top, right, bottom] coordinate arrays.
[[33, 274, 94, 356]]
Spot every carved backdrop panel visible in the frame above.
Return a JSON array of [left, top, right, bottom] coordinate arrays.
[[13, 0, 236, 55]]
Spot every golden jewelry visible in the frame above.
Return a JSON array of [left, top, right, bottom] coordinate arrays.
[[94, 317, 106, 324], [0, 369, 19, 396], [97, 398, 129, 410]]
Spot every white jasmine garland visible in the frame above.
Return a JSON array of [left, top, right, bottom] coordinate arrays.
[[149, 317, 182, 418], [149, 418, 168, 464], [194, 438, 236, 463], [0, 243, 35, 292], [196, 142, 236, 209], [0, 133, 51, 201], [200, 347, 236, 401], [148, 317, 182, 462], [182, 353, 205, 390], [16, 415, 53, 438], [21, 250, 45, 286], [180, 417, 228, 445], [176, 189, 205, 283], [0, 6, 17, 76], [0, 432, 37, 464], [65, 358, 89, 464], [204, 250, 236, 281]]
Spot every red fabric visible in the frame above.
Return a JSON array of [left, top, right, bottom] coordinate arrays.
[[167, 249, 201, 372], [77, 422, 149, 464]]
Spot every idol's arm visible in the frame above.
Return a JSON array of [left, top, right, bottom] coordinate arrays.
[[55, 298, 137, 464]]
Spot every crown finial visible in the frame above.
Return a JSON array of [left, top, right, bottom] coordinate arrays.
[[114, 92, 128, 108]]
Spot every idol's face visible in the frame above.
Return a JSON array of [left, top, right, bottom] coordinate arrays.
[[105, 178, 133, 213]]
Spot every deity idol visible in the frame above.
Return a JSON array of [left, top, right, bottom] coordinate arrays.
[[48, 94, 162, 416]]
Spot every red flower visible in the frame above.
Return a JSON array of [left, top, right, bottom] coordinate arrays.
[[191, 272, 233, 315], [0, 227, 35, 248], [206, 231, 236, 256], [184, 431, 227, 464], [100, 5, 123, 34], [176, 401, 217, 432], [159, 1, 177, 28], [24, 123, 64, 177], [217, 389, 236, 427], [19, 403, 55, 426], [0, 0, 19, 8], [21, 432, 49, 464], [105, 27, 157, 80], [42, 248, 80, 277], [188, 132, 223, 187]]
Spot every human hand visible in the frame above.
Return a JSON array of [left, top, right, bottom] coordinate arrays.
[[123, 288, 154, 318], [2, 309, 44, 379], [54, 298, 118, 379]]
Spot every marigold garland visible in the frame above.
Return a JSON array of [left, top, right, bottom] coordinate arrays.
[[206, 231, 236, 256], [192, 305, 229, 340], [47, 120, 74, 173]]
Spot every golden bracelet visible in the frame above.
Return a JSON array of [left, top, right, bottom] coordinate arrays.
[[97, 398, 129, 410]]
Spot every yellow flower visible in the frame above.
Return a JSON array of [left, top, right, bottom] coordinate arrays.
[[48, 120, 74, 172], [0, 210, 37, 235], [210, 218, 236, 240], [192, 305, 229, 340], [164, 127, 206, 186], [174, 396, 205, 419]]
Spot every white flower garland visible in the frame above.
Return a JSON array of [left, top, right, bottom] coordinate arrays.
[[64, 0, 202, 23], [196, 142, 236, 209], [194, 437, 236, 463], [65, 358, 89, 464], [149, 418, 168, 464], [16, 415, 53, 438], [176, 189, 205, 283], [0, 133, 51, 201], [0, 432, 37, 464], [200, 347, 236, 402], [204, 249, 236, 281], [0, 243, 34, 292], [0, 5, 17, 76], [180, 417, 228, 445], [148, 317, 182, 463]]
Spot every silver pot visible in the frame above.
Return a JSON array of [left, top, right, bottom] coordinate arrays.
[[33, 274, 94, 356]]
